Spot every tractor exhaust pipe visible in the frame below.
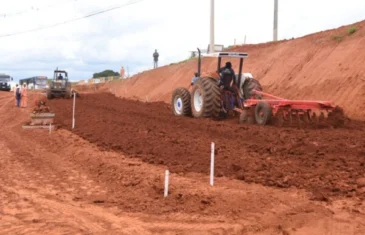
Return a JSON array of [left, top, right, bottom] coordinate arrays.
[[197, 48, 201, 77]]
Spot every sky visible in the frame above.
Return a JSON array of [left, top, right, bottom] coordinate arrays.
[[0, 0, 364, 81]]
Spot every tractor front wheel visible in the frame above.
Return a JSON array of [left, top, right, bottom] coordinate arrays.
[[171, 87, 191, 116], [254, 101, 272, 125], [46, 90, 53, 100]]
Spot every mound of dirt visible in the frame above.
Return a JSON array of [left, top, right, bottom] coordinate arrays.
[[48, 93, 365, 200], [100, 20, 365, 121]]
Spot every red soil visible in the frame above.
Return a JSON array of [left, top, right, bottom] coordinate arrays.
[[49, 93, 365, 201]]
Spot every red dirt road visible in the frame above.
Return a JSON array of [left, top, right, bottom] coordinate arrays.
[[49, 92, 365, 201]]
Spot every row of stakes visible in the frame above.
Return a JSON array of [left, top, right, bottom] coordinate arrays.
[[48, 92, 76, 135], [48, 92, 215, 198]]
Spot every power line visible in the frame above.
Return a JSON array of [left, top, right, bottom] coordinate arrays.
[[0, 0, 81, 18], [0, 0, 144, 38]]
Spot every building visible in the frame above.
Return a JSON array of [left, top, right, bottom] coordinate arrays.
[[206, 44, 224, 54], [190, 44, 225, 57]]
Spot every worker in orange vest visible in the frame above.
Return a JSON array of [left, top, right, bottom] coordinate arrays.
[[120, 66, 125, 79], [21, 83, 27, 108]]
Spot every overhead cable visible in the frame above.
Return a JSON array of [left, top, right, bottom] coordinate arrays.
[[0, 0, 145, 38]]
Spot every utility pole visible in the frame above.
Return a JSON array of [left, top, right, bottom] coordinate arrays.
[[210, 0, 215, 53], [273, 0, 278, 41]]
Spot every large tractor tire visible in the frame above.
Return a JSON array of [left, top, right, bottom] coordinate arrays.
[[254, 101, 272, 125], [191, 77, 221, 118], [242, 78, 263, 100], [171, 87, 191, 116], [64, 83, 73, 98], [65, 89, 72, 99], [46, 89, 53, 100]]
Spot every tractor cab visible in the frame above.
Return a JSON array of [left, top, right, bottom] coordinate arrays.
[[214, 51, 248, 90], [46, 69, 72, 99], [193, 49, 258, 99], [54, 70, 68, 82]]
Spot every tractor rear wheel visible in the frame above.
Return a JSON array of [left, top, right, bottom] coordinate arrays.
[[255, 101, 272, 125], [191, 77, 221, 118], [171, 87, 191, 116]]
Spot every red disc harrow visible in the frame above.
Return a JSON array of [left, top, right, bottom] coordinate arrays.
[[236, 90, 345, 128]]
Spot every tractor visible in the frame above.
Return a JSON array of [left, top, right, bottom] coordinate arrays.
[[46, 69, 79, 99], [171, 48, 262, 120], [171, 48, 344, 127]]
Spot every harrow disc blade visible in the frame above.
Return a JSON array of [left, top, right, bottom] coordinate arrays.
[[272, 106, 346, 129]]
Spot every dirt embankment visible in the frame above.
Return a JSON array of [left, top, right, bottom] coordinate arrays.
[[92, 20, 365, 120], [49, 93, 365, 201]]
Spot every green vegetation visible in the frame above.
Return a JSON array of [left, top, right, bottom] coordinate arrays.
[[332, 35, 344, 42], [348, 26, 357, 35], [93, 70, 120, 78], [332, 25, 358, 42]]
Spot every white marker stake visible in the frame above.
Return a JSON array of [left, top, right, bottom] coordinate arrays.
[[210, 142, 215, 186], [164, 170, 169, 197], [72, 92, 76, 129], [49, 124, 52, 135]]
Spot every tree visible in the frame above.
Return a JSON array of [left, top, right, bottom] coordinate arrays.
[[93, 70, 120, 78]]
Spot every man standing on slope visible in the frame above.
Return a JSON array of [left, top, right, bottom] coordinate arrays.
[[153, 49, 159, 69]]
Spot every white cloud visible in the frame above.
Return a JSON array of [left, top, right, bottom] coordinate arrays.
[[0, 0, 364, 81]]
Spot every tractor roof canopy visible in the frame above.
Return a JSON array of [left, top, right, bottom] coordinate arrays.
[[53, 70, 68, 80], [195, 48, 248, 85], [204, 52, 248, 58], [54, 70, 68, 74]]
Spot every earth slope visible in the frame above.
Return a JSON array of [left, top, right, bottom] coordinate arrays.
[[101, 20, 365, 120]]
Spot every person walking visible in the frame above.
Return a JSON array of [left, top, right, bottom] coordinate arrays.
[[153, 49, 159, 68], [21, 83, 27, 108], [14, 84, 21, 108]]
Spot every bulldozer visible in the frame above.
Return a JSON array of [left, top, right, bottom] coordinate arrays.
[[171, 48, 345, 127], [46, 69, 79, 99]]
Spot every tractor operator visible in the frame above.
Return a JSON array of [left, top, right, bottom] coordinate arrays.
[[218, 62, 240, 113], [218, 61, 237, 92], [58, 73, 63, 80]]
